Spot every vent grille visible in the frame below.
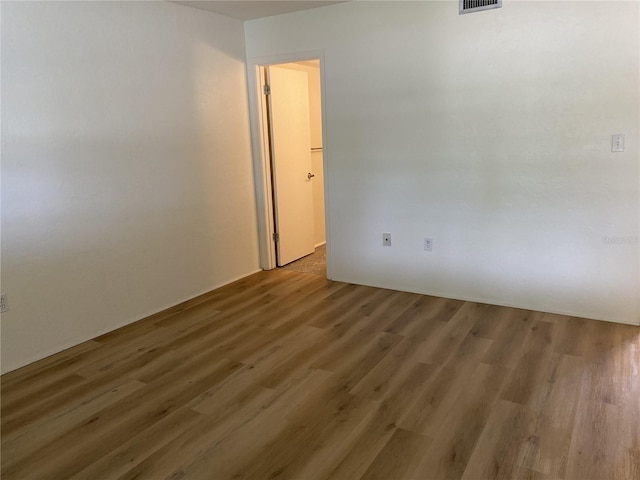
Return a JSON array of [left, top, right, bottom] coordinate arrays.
[[460, 0, 502, 14]]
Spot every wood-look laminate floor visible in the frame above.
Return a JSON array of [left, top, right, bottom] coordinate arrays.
[[2, 270, 639, 480]]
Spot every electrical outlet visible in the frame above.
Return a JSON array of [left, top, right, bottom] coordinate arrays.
[[383, 233, 391, 246], [612, 134, 625, 152], [0, 294, 8, 313], [424, 238, 433, 251]]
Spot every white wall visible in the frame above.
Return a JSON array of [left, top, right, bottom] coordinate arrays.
[[311, 150, 326, 247], [293, 62, 326, 246], [307, 65, 327, 247], [1, 1, 260, 373], [245, 1, 640, 325]]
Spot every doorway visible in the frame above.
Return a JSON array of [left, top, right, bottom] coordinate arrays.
[[260, 60, 326, 275]]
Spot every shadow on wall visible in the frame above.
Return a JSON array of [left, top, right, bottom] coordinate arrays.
[[1, 1, 259, 373]]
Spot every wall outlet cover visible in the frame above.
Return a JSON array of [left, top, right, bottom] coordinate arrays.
[[424, 238, 434, 251], [383, 233, 391, 246], [0, 294, 8, 313], [612, 134, 625, 152]]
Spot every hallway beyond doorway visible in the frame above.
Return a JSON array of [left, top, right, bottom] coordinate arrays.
[[281, 244, 326, 276]]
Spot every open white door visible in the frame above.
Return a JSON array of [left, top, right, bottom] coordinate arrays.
[[267, 66, 315, 266]]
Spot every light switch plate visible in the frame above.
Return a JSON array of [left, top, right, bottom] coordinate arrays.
[[612, 134, 625, 152]]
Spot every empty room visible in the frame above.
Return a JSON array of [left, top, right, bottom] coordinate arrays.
[[1, 1, 639, 479]]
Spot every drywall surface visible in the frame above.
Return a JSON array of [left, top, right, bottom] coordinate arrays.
[[1, 1, 260, 373], [245, 1, 640, 325], [307, 65, 326, 246], [311, 150, 326, 246]]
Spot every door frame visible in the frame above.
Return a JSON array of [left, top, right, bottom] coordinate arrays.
[[246, 50, 332, 278]]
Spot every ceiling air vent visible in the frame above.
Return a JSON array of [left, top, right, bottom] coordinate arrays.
[[459, 0, 502, 14]]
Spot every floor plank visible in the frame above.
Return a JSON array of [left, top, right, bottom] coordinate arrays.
[[2, 269, 639, 480]]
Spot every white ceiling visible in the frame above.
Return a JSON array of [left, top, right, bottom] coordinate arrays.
[[172, 1, 347, 21]]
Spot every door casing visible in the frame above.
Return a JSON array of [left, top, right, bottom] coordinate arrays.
[[246, 51, 332, 278]]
